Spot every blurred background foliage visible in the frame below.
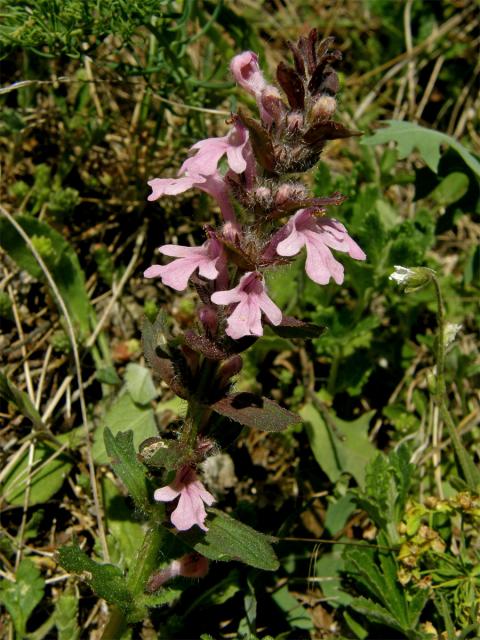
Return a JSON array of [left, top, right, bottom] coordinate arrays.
[[0, 0, 479, 638]]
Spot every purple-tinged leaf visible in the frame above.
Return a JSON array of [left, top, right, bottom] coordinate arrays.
[[308, 54, 342, 94], [212, 393, 300, 432], [307, 28, 319, 69], [142, 316, 189, 399], [319, 71, 340, 95], [238, 108, 276, 172], [184, 330, 227, 361], [269, 315, 326, 339], [303, 121, 360, 146], [276, 62, 305, 110], [286, 41, 305, 77]]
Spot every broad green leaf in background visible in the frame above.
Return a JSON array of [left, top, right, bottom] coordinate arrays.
[[0, 559, 45, 637], [2, 441, 72, 505], [0, 215, 92, 336], [362, 120, 480, 177], [124, 363, 158, 405], [93, 389, 158, 464], [324, 494, 356, 535], [103, 476, 145, 569], [54, 585, 80, 640], [104, 428, 150, 513], [315, 547, 353, 609], [182, 508, 279, 571], [271, 585, 314, 631], [429, 172, 470, 206], [300, 402, 376, 488]]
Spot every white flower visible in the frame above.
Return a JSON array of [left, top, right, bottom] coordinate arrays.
[[389, 265, 415, 285]]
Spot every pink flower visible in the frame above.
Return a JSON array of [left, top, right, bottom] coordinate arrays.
[[147, 171, 237, 224], [154, 466, 215, 532], [230, 51, 268, 99], [272, 209, 366, 285], [230, 51, 274, 125], [144, 235, 226, 291], [147, 553, 209, 592], [211, 271, 282, 340], [180, 121, 251, 177]]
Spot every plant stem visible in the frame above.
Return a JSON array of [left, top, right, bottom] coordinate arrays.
[[431, 274, 480, 491], [101, 606, 128, 640], [101, 512, 166, 639]]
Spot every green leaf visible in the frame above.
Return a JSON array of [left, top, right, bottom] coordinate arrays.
[[429, 172, 469, 206], [93, 390, 158, 464], [407, 588, 430, 629], [103, 476, 145, 569], [137, 589, 182, 610], [271, 586, 313, 631], [0, 370, 44, 429], [138, 437, 191, 471], [300, 402, 376, 487], [0, 559, 45, 637], [0, 215, 92, 336], [212, 392, 300, 432], [54, 585, 80, 640], [182, 509, 279, 571], [96, 366, 121, 386], [324, 494, 356, 534], [315, 546, 353, 608], [353, 451, 409, 544], [348, 596, 404, 633], [2, 441, 72, 505], [343, 546, 390, 606], [57, 543, 133, 615], [362, 120, 480, 177], [104, 428, 150, 513], [124, 363, 158, 405]]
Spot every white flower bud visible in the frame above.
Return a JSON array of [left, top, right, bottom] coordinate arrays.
[[389, 265, 415, 285], [389, 265, 435, 293]]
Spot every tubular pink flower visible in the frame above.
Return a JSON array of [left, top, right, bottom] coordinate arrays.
[[211, 271, 282, 340], [147, 171, 237, 224], [272, 209, 366, 285], [154, 466, 215, 532], [230, 51, 268, 97], [230, 51, 274, 125], [144, 236, 226, 291], [180, 121, 251, 177], [147, 553, 209, 592]]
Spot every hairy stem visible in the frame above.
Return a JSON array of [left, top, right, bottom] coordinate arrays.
[[101, 512, 166, 638], [431, 274, 480, 491]]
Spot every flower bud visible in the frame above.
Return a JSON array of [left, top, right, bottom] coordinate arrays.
[[222, 220, 241, 243], [311, 95, 337, 121], [274, 182, 306, 206], [199, 306, 218, 335], [147, 553, 209, 592], [254, 186, 272, 207], [286, 111, 303, 131], [260, 86, 286, 123], [217, 355, 243, 388], [389, 265, 435, 293]]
